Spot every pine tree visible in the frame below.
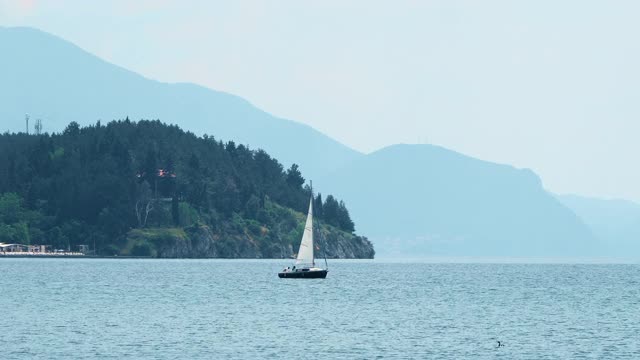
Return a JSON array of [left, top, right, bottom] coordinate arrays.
[[314, 193, 324, 219], [337, 200, 355, 233], [286, 164, 305, 188]]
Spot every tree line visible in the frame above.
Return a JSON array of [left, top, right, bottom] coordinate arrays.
[[0, 119, 356, 253]]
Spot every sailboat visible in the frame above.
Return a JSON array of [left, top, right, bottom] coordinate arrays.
[[278, 187, 328, 279]]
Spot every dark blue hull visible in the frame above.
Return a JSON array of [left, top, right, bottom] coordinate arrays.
[[278, 269, 328, 278]]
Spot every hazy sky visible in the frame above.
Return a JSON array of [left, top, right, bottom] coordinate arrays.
[[2, 0, 639, 201]]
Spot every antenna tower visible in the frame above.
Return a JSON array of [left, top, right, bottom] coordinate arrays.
[[34, 119, 42, 136]]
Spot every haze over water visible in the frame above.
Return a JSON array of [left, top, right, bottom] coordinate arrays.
[[2, 259, 639, 359]]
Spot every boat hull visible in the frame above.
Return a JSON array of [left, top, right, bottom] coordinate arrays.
[[278, 269, 328, 279]]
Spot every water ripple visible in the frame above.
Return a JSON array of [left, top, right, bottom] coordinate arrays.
[[1, 259, 639, 359]]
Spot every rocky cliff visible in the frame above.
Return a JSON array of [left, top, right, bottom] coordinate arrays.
[[124, 224, 374, 259]]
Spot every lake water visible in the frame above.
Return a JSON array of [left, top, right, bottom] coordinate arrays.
[[1, 259, 639, 359]]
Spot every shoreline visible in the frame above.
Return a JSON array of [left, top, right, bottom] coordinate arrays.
[[0, 254, 150, 259], [0, 255, 638, 263]]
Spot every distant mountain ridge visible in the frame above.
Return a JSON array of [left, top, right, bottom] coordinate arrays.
[[0, 26, 362, 182], [321, 144, 598, 257], [557, 194, 640, 257]]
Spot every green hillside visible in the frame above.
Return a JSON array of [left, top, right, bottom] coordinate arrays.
[[0, 119, 374, 258]]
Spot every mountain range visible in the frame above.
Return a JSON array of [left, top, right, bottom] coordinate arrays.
[[321, 144, 599, 257], [2, 26, 637, 258], [0, 26, 360, 183], [557, 195, 640, 258]]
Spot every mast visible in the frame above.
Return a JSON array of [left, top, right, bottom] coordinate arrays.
[[310, 180, 314, 267]]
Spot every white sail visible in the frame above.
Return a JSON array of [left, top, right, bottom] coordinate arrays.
[[295, 197, 314, 266]]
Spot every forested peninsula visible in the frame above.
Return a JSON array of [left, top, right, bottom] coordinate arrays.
[[0, 120, 374, 258]]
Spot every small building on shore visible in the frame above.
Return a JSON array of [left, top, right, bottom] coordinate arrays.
[[27, 245, 50, 253], [0, 243, 27, 252], [0, 243, 84, 256]]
